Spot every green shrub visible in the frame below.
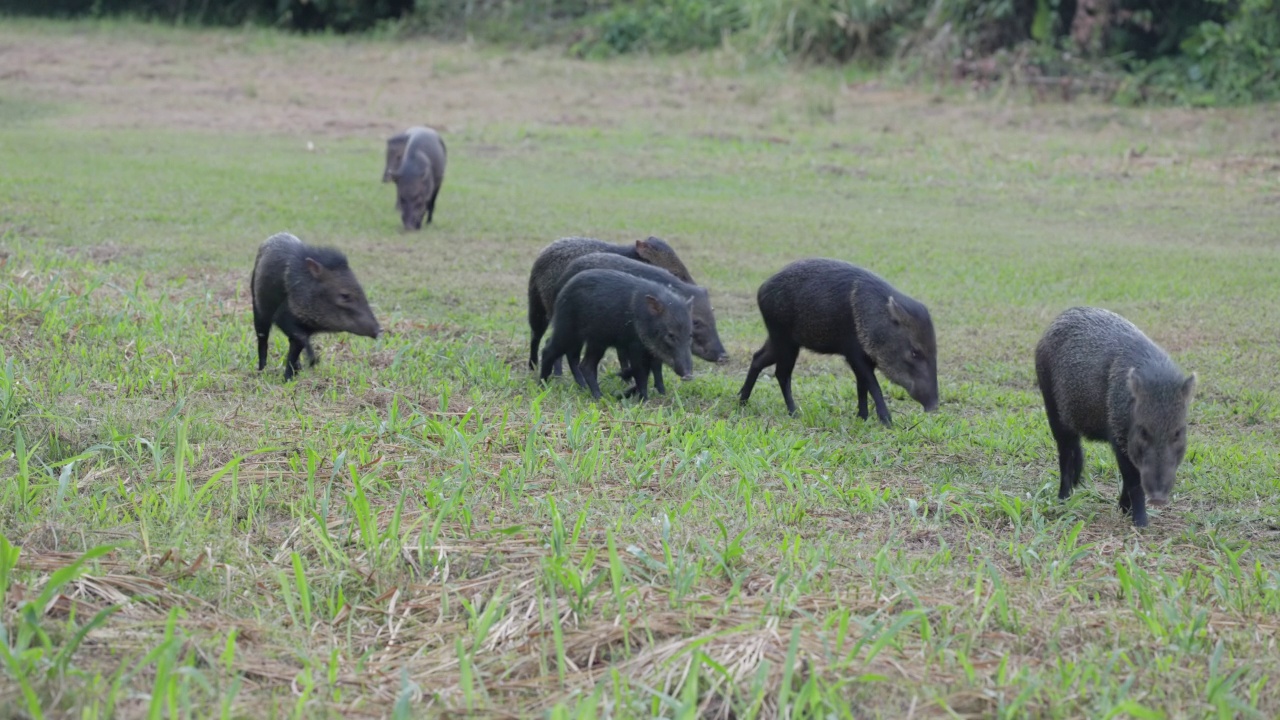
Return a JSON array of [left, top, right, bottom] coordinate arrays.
[[573, 0, 744, 56], [1116, 0, 1279, 104]]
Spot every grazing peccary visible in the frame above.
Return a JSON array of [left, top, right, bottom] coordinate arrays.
[[1035, 307, 1196, 527], [558, 253, 728, 393], [738, 259, 939, 424], [251, 232, 381, 381], [383, 126, 447, 230], [527, 236, 694, 371], [539, 269, 694, 401]]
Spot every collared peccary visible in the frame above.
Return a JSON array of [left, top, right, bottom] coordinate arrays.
[[539, 269, 694, 401], [557, 253, 727, 394], [383, 126, 447, 230], [527, 236, 694, 371], [738, 259, 939, 424], [251, 232, 381, 381], [1035, 307, 1196, 527]]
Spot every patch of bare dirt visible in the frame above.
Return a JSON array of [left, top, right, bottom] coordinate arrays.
[[0, 27, 830, 139], [62, 242, 140, 264], [5, 23, 1272, 162]]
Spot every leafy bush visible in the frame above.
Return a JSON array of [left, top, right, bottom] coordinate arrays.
[[1152, 0, 1280, 103], [573, 0, 744, 56]]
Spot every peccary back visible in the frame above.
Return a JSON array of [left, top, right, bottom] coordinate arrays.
[[383, 126, 447, 230], [738, 258, 938, 424], [558, 253, 726, 364], [539, 269, 694, 401], [1035, 306, 1196, 527], [251, 232, 381, 380], [526, 236, 693, 370]]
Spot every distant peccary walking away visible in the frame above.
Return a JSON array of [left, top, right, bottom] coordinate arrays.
[[527, 236, 694, 371], [738, 259, 939, 424], [251, 233, 381, 381], [540, 269, 694, 401], [557, 253, 727, 393], [383, 126, 447, 230], [1035, 307, 1196, 527]]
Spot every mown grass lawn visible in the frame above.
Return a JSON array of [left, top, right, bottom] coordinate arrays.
[[1, 19, 1279, 719]]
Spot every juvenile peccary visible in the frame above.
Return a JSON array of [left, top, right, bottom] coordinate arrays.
[[383, 126, 447, 230], [251, 232, 381, 381], [527, 236, 694, 371], [558, 253, 727, 393], [738, 259, 939, 424], [1035, 307, 1196, 527], [540, 269, 694, 401]]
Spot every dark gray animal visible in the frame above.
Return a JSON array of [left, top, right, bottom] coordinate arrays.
[[1035, 306, 1196, 527], [527, 236, 694, 371], [557, 253, 727, 393], [251, 232, 381, 381], [383, 126, 447, 230], [738, 258, 939, 424], [539, 269, 694, 401]]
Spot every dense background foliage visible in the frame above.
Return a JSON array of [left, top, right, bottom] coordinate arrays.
[[2, 0, 1277, 102]]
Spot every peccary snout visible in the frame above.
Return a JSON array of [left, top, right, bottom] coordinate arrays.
[[689, 288, 728, 364]]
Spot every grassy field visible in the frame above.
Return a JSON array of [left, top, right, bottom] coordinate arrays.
[[2, 19, 1280, 719]]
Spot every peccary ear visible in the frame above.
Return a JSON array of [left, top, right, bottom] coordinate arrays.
[[645, 294, 666, 317], [304, 257, 325, 279], [1181, 373, 1197, 401], [886, 296, 908, 325], [1126, 367, 1143, 398], [635, 238, 650, 254]]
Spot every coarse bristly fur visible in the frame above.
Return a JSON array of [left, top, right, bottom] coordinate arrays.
[[738, 258, 939, 425], [383, 126, 447, 230], [539, 269, 694, 402], [526, 236, 694, 371], [251, 232, 381, 381], [556, 252, 727, 394], [1035, 306, 1196, 527]]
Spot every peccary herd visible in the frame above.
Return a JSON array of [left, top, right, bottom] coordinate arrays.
[[249, 125, 1196, 529]]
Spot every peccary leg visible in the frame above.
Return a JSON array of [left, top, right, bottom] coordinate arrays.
[[527, 287, 548, 370], [284, 338, 306, 381], [1038, 369, 1084, 499], [739, 340, 779, 406], [1054, 434, 1084, 500], [565, 345, 587, 389], [304, 341, 318, 367], [1115, 447, 1148, 527], [651, 362, 666, 395], [623, 350, 651, 401], [1045, 411, 1084, 501], [580, 343, 607, 400], [538, 338, 563, 382], [847, 354, 891, 426], [773, 346, 801, 416], [254, 311, 273, 372], [854, 373, 870, 420], [273, 309, 310, 381], [426, 187, 440, 225]]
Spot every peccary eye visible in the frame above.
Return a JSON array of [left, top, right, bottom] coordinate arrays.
[[339, 292, 352, 303], [910, 349, 923, 361]]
